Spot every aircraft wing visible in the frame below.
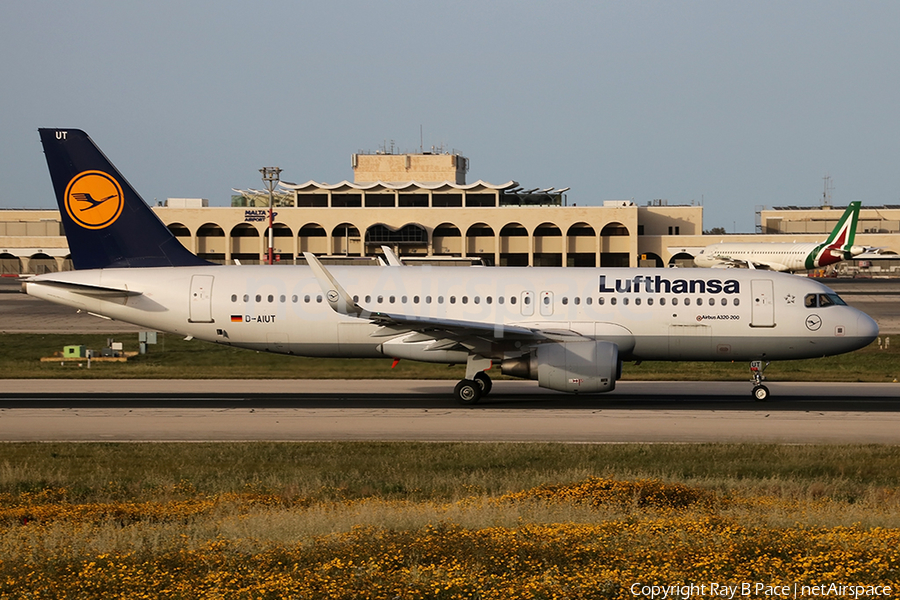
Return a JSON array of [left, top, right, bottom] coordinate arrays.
[[303, 252, 582, 354], [706, 253, 784, 271]]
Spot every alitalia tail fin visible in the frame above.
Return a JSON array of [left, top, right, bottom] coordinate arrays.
[[824, 201, 861, 251], [38, 128, 212, 270]]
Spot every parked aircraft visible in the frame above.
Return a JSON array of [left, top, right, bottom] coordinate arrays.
[[694, 201, 864, 271], [26, 129, 878, 402]]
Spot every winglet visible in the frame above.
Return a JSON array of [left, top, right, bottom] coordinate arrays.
[[303, 252, 365, 317], [380, 246, 403, 266]]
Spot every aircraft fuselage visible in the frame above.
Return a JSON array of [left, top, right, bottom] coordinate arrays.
[[26, 265, 877, 363]]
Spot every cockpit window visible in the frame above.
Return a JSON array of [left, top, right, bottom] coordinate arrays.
[[805, 293, 847, 308]]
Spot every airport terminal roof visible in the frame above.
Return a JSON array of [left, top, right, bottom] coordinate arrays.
[[276, 180, 519, 193]]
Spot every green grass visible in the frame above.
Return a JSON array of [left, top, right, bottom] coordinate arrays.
[[1, 332, 898, 381], [2, 442, 899, 504]]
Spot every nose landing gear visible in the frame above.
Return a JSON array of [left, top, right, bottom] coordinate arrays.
[[750, 360, 770, 401]]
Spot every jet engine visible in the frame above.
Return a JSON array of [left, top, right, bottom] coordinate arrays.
[[500, 340, 619, 393]]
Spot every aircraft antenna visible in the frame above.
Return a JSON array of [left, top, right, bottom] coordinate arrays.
[[822, 174, 834, 207]]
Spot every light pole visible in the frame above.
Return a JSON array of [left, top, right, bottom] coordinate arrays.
[[260, 167, 282, 265]]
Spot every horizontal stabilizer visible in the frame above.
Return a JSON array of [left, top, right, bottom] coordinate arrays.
[[27, 279, 142, 298]]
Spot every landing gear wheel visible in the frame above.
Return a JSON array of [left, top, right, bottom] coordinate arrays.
[[454, 379, 482, 405], [749, 360, 771, 402], [473, 371, 493, 396], [752, 385, 770, 402]]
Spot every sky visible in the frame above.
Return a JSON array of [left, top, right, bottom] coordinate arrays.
[[1, 1, 898, 232]]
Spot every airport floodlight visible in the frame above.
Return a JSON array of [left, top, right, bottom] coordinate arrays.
[[260, 167, 282, 265]]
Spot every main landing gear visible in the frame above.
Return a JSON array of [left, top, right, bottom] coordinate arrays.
[[750, 360, 770, 401], [454, 356, 493, 405], [454, 371, 493, 405]]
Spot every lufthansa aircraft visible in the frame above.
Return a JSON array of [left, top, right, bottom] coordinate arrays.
[[25, 129, 878, 403], [694, 201, 863, 272]]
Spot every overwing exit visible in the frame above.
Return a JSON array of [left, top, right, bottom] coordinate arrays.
[[25, 129, 879, 403]]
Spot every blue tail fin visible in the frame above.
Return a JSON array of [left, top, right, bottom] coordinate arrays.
[[39, 128, 212, 270]]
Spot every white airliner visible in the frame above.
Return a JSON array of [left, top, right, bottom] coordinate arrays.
[[25, 129, 878, 403], [694, 201, 864, 271]]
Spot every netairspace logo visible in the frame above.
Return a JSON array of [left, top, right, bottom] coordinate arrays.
[[629, 582, 893, 599]]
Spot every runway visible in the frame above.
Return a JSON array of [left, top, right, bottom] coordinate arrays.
[[2, 379, 899, 443]]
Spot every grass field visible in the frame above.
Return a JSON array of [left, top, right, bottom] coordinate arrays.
[[2, 332, 899, 382], [1, 443, 899, 598]]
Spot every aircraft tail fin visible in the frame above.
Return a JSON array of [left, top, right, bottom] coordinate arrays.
[[38, 128, 212, 270], [824, 201, 861, 252]]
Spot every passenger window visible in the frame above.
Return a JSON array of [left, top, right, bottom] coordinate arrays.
[[292, 295, 298, 303], [401, 296, 408, 303], [413, 296, 419, 304], [509, 296, 516, 305], [316, 295, 322, 303], [660, 297, 666, 306], [611, 297, 617, 306], [586, 297, 592, 305], [708, 298, 714, 306], [377, 295, 383, 303], [562, 297, 568, 305], [389, 296, 395, 304], [647, 298, 653, 306], [280, 295, 286, 303], [365, 295, 372, 303], [598, 297, 605, 305], [720, 298, 727, 306], [524, 296, 531, 305], [304, 295, 311, 303], [462, 296, 468, 304], [684, 298, 691, 306], [672, 298, 678, 306], [450, 296, 456, 304], [733, 298, 740, 306], [634, 298, 641, 306], [256, 295, 262, 303], [231, 294, 237, 302], [243, 294, 249, 302], [426, 296, 432, 304]]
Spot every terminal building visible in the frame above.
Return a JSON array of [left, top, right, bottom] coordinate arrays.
[[2, 149, 898, 276]]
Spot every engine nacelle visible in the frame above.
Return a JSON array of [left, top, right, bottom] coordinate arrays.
[[501, 340, 619, 393]]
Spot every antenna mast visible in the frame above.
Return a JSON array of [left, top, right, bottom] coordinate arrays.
[[822, 174, 834, 207]]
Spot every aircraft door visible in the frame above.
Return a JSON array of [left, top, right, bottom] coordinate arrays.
[[189, 274, 215, 323], [520, 291, 535, 316], [540, 291, 554, 316], [750, 279, 775, 327]]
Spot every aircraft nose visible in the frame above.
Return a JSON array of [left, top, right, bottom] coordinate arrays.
[[856, 311, 879, 345]]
